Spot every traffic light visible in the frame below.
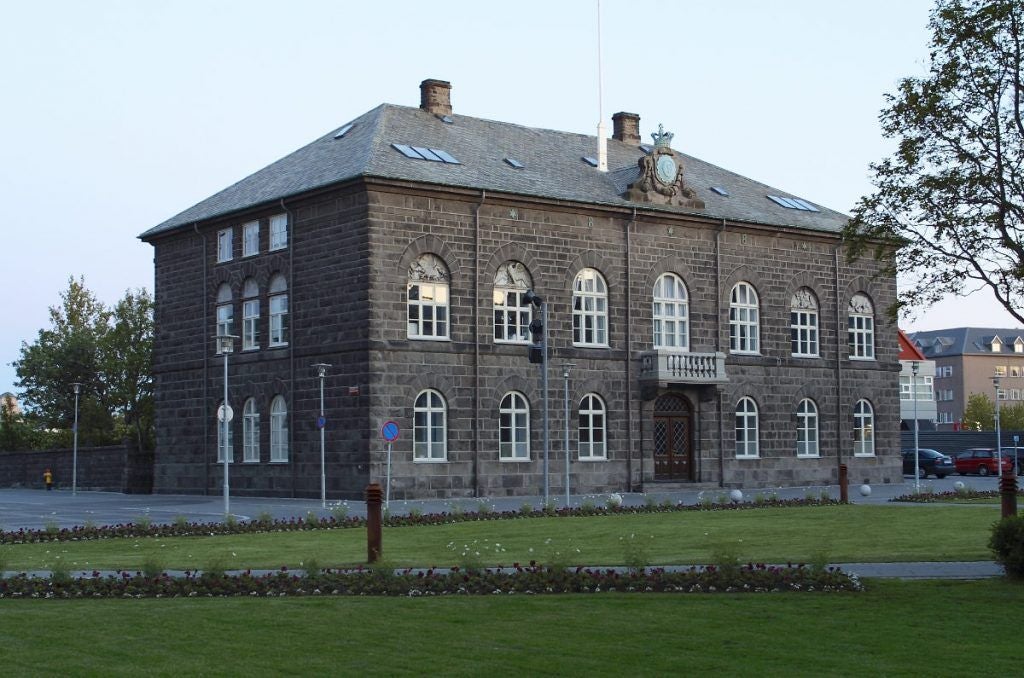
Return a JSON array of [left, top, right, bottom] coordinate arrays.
[[528, 317, 544, 364]]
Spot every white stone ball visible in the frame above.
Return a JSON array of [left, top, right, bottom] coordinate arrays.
[[954, 481, 965, 490], [608, 492, 623, 507], [729, 489, 743, 503], [859, 484, 872, 497]]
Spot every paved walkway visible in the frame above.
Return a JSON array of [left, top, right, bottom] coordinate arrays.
[[0, 477, 1012, 580]]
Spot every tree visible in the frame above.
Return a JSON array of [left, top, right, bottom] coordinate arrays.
[[843, 0, 1024, 321], [962, 392, 995, 430], [11, 278, 155, 450]]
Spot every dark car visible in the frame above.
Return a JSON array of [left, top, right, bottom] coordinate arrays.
[[901, 448, 955, 479], [953, 448, 1014, 476]]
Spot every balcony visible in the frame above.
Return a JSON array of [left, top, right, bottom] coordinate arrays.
[[639, 350, 728, 385]]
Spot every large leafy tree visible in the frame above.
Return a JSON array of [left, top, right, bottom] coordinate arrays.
[[843, 0, 1024, 321], [11, 278, 154, 450]]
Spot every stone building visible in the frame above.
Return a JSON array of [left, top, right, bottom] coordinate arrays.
[[139, 78, 900, 499]]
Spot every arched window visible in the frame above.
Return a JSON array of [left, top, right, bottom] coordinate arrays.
[[735, 397, 759, 458], [269, 274, 288, 347], [729, 282, 759, 354], [573, 268, 608, 347], [848, 293, 875, 359], [853, 399, 875, 456], [493, 261, 533, 343], [796, 399, 819, 457], [242, 278, 260, 351], [790, 288, 819, 357], [653, 273, 688, 350], [215, 283, 233, 354], [270, 396, 288, 462], [243, 397, 260, 463], [499, 391, 530, 460], [408, 254, 450, 340], [216, 399, 233, 463], [578, 393, 607, 459], [414, 389, 447, 461]]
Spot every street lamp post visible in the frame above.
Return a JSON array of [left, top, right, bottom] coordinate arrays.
[[312, 363, 331, 509], [525, 290, 550, 505], [72, 382, 81, 496], [911, 362, 920, 493], [217, 334, 237, 517], [994, 375, 1003, 477], [562, 363, 575, 508]]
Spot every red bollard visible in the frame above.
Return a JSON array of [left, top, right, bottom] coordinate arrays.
[[1000, 468, 1018, 519], [365, 483, 383, 563], [839, 464, 849, 504]]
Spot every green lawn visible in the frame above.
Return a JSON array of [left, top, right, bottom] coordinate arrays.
[[1, 580, 1020, 676], [0, 504, 1004, 572]]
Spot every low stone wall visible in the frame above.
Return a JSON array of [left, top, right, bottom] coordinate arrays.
[[0, 445, 153, 493]]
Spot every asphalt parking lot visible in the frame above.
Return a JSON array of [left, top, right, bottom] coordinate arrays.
[[0, 474, 1007, 532]]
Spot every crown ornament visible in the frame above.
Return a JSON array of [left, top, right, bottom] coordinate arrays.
[[652, 124, 674, 148]]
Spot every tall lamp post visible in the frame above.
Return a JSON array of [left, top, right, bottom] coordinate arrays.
[[911, 362, 920, 493], [994, 374, 1003, 477], [217, 334, 237, 517], [562, 363, 575, 508], [72, 382, 81, 496], [312, 363, 331, 509]]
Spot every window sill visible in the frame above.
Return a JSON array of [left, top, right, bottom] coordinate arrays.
[[735, 454, 760, 460], [269, 245, 288, 252], [499, 457, 531, 463], [268, 460, 289, 464], [577, 457, 607, 462], [853, 453, 876, 458], [730, 350, 760, 356], [572, 343, 610, 350], [796, 454, 821, 459], [791, 353, 820, 359], [849, 356, 876, 362], [414, 458, 448, 464], [408, 336, 451, 342], [268, 343, 289, 349], [243, 459, 260, 464]]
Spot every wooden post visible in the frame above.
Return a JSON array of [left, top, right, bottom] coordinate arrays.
[[838, 464, 849, 504], [365, 483, 383, 563], [1000, 468, 1018, 519]]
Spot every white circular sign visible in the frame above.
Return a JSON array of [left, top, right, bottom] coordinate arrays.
[[217, 404, 234, 423]]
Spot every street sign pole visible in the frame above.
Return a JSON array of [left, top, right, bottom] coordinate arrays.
[[386, 442, 393, 511], [380, 421, 400, 512]]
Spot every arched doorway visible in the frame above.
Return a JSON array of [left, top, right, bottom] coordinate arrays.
[[653, 394, 694, 480]]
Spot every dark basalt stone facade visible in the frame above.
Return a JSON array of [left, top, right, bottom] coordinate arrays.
[[141, 79, 900, 499]]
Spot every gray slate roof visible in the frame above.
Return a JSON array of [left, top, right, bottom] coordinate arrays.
[[140, 103, 851, 240], [911, 327, 1024, 357]]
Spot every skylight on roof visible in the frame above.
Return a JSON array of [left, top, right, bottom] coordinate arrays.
[[767, 195, 819, 212], [710, 186, 729, 196], [333, 123, 354, 139], [391, 143, 461, 164], [582, 156, 598, 167], [639, 145, 653, 154], [504, 157, 524, 169], [439, 115, 454, 124]]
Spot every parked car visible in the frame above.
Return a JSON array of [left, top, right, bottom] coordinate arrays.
[[901, 448, 955, 479], [953, 448, 1014, 476]]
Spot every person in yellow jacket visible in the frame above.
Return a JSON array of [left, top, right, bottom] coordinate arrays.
[[43, 468, 53, 491]]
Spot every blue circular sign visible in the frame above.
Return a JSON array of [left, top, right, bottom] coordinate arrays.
[[381, 420, 400, 442], [316, 416, 326, 430]]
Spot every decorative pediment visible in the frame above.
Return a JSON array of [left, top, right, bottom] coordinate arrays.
[[624, 125, 704, 209], [409, 253, 449, 282]]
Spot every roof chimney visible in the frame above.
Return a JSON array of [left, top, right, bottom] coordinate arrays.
[[612, 112, 641, 145], [420, 79, 452, 117]]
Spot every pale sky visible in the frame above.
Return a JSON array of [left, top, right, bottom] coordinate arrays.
[[1, 0, 1017, 399]]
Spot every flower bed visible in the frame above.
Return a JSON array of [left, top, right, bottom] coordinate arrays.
[[0, 562, 862, 598], [890, 488, 1024, 503], [0, 497, 840, 545]]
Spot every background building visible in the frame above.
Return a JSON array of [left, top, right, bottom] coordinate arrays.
[[911, 327, 1024, 430], [140, 79, 900, 499], [898, 330, 935, 431]]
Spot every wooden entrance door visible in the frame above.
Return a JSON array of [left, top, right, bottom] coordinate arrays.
[[653, 394, 694, 480]]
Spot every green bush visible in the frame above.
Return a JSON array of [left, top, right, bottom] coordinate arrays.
[[990, 515, 1024, 579]]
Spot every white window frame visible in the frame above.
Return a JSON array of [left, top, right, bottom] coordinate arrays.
[[215, 283, 233, 354], [848, 293, 875, 360], [408, 254, 450, 341], [217, 400, 233, 463], [729, 282, 760, 354], [995, 365, 1007, 377], [217, 228, 233, 263], [735, 397, 759, 458], [578, 393, 607, 460], [242, 221, 259, 257], [269, 274, 288, 347], [573, 268, 609, 347], [243, 398, 260, 463], [270, 396, 288, 462], [414, 389, 447, 462], [796, 398, 819, 458], [499, 392, 530, 460], [790, 288, 819, 357], [853, 399, 875, 457], [269, 214, 288, 251], [653, 273, 689, 350], [242, 279, 259, 351], [493, 262, 533, 344]]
